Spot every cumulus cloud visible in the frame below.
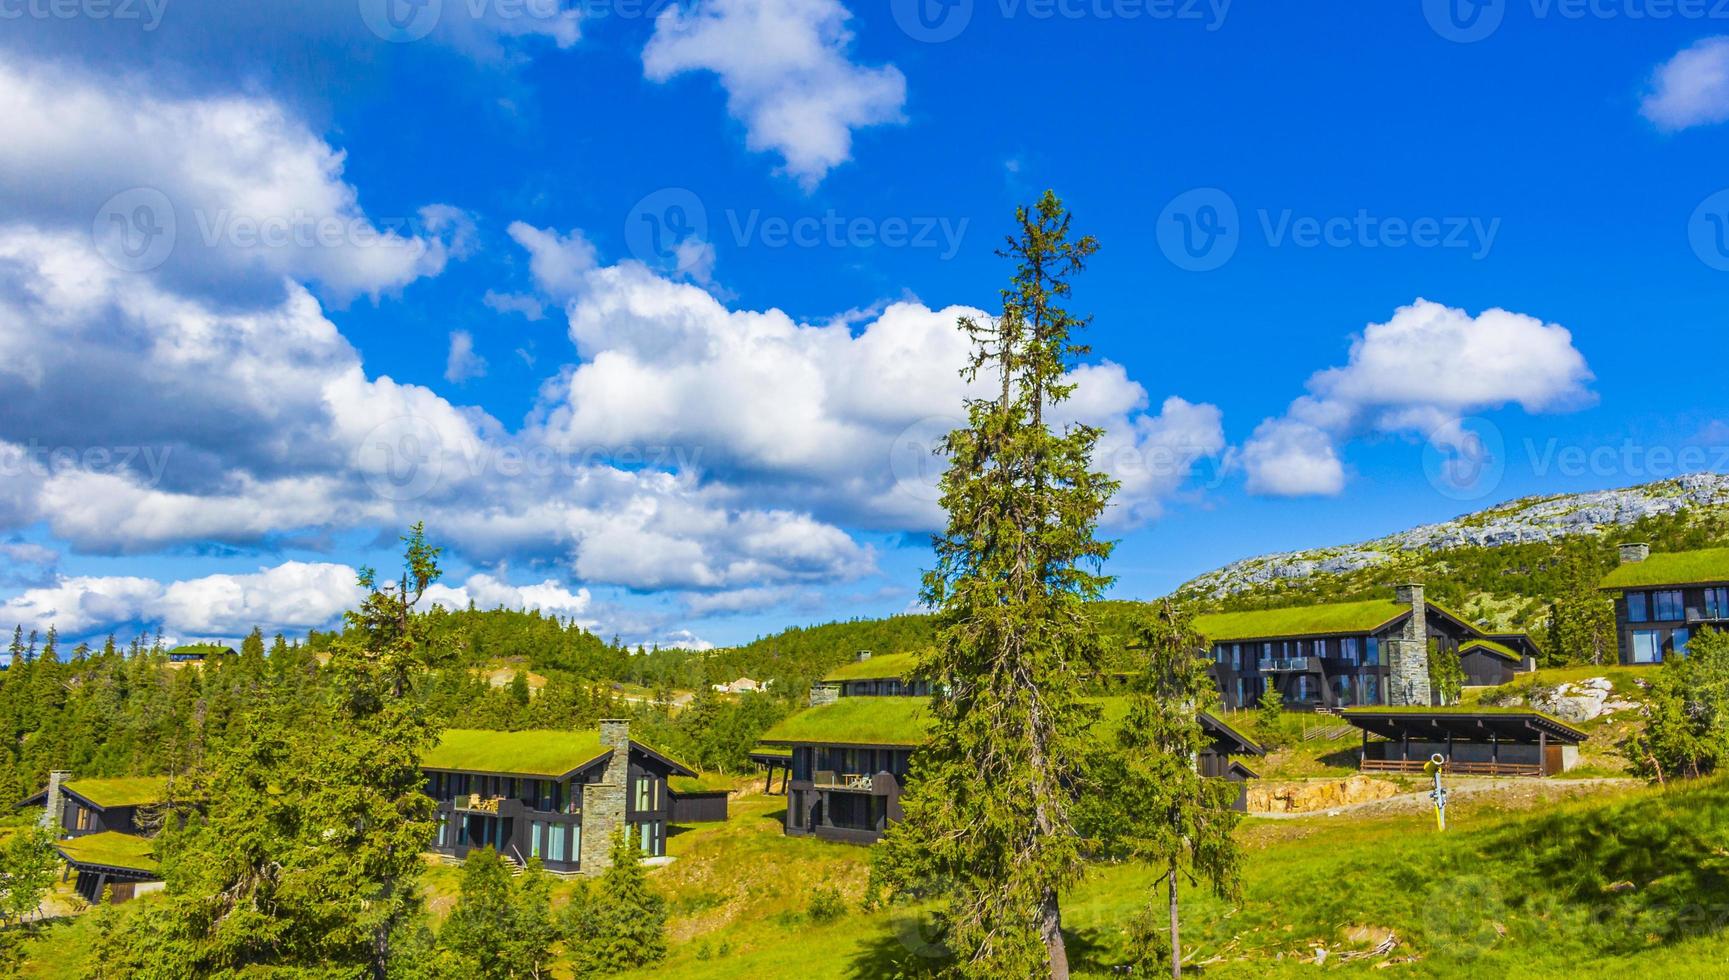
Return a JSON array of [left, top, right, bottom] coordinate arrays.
[[1642, 37, 1729, 131], [425, 573, 594, 624], [511, 227, 1226, 530], [0, 54, 470, 303], [1242, 299, 1595, 496], [643, 0, 907, 188], [0, 561, 363, 639]]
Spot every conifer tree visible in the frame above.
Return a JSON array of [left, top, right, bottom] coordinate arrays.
[[1084, 603, 1242, 978], [1547, 543, 1616, 666], [566, 832, 667, 976], [439, 847, 556, 979], [877, 191, 1114, 978]]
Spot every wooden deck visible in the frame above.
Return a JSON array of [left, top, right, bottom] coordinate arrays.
[[1360, 758, 1543, 777]]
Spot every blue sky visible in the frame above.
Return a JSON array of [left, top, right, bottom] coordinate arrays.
[[1, 0, 1727, 649]]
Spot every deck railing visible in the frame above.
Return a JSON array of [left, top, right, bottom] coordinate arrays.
[[1361, 758, 1542, 777]]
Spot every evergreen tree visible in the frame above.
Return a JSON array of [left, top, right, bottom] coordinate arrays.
[[438, 847, 556, 979], [877, 191, 1114, 978], [1427, 642, 1465, 706], [1255, 685, 1283, 746], [566, 832, 667, 976], [1084, 604, 1242, 978], [0, 825, 58, 926], [1624, 627, 1729, 781], [1547, 544, 1616, 666]]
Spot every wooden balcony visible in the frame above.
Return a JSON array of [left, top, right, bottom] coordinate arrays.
[[1361, 758, 1542, 778], [813, 771, 880, 793]]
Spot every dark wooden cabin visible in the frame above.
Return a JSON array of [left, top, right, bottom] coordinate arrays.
[[420, 721, 695, 875], [668, 775, 731, 823], [1343, 708, 1587, 777], [21, 775, 170, 838], [54, 832, 162, 904], [1600, 544, 1729, 665]]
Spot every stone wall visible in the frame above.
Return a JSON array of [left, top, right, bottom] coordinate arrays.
[[808, 683, 840, 707], [579, 720, 630, 876], [1386, 584, 1432, 707], [41, 770, 69, 832]]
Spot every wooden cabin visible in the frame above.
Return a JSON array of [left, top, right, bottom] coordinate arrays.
[[55, 832, 162, 904], [1343, 707, 1588, 777], [1198, 585, 1537, 711], [1600, 544, 1729, 664], [21, 775, 170, 838], [420, 720, 695, 875], [18, 773, 169, 904]]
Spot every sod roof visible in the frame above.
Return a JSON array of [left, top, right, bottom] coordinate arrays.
[[1459, 638, 1524, 664], [1341, 705, 1587, 742], [166, 643, 233, 658], [669, 772, 736, 794], [1600, 547, 1729, 589], [821, 651, 921, 682], [66, 776, 171, 809], [55, 831, 158, 874], [422, 729, 694, 779], [1192, 600, 1409, 642]]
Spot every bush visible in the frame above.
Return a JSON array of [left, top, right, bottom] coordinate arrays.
[[807, 884, 848, 923]]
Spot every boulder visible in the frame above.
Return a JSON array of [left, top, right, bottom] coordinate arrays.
[[1529, 678, 1621, 723]]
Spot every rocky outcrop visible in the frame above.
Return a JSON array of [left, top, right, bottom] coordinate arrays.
[[1525, 677, 1640, 723], [1246, 774, 1400, 813], [1181, 473, 1729, 599]]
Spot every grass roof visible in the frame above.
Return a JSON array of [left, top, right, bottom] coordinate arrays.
[[166, 643, 232, 657], [423, 729, 610, 777], [65, 776, 170, 809], [1192, 600, 1409, 642], [669, 772, 736, 794], [822, 651, 922, 682], [749, 744, 792, 759], [1600, 547, 1729, 589], [56, 832, 158, 874], [1459, 638, 1523, 664], [760, 697, 933, 746]]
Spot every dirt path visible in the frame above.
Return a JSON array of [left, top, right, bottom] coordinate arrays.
[[1249, 776, 1638, 819]]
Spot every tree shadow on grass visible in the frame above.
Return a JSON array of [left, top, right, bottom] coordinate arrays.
[[842, 907, 1129, 978]]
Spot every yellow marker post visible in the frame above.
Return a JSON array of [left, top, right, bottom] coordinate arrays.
[[1424, 753, 1448, 831]]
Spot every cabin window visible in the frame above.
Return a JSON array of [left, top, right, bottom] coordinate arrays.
[[1653, 590, 1685, 621], [1628, 592, 1649, 623], [1231, 644, 1242, 669], [1332, 674, 1352, 704], [530, 821, 542, 859], [1673, 628, 1692, 658], [1632, 630, 1662, 664], [1360, 674, 1379, 704], [1706, 588, 1729, 620], [1364, 638, 1380, 665], [1340, 637, 1359, 664], [634, 777, 655, 812], [436, 813, 448, 847], [1235, 678, 1246, 706]]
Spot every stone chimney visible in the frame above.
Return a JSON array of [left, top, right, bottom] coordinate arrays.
[[580, 721, 631, 876], [1619, 543, 1651, 565], [855, 650, 872, 662], [1385, 585, 1432, 707], [41, 770, 70, 833]]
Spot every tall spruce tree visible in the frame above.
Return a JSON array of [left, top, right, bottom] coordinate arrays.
[[877, 191, 1114, 979], [1084, 603, 1242, 978], [1547, 543, 1616, 666]]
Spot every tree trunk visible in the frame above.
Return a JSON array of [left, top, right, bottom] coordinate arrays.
[[1168, 863, 1181, 980], [1040, 886, 1070, 980]]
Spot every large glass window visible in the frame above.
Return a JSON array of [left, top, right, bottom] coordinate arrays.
[[1632, 630, 1662, 664], [1653, 590, 1685, 621], [1628, 591, 1649, 623], [1365, 637, 1380, 665], [1707, 588, 1729, 620], [436, 813, 447, 847], [1674, 628, 1692, 658], [548, 824, 566, 863], [1341, 637, 1359, 664], [1360, 674, 1379, 704], [530, 821, 542, 859], [634, 777, 652, 812]]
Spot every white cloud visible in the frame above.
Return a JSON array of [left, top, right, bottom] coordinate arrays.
[[515, 230, 1226, 530], [0, 54, 469, 302], [483, 290, 547, 321], [643, 0, 907, 188], [1642, 37, 1729, 131], [425, 573, 594, 624], [445, 330, 488, 383], [1242, 299, 1594, 496], [0, 561, 363, 639]]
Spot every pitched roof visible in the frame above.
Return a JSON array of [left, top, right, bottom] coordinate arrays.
[[165, 643, 233, 658], [821, 651, 920, 682], [55, 831, 159, 875], [1341, 706, 1588, 743], [1600, 547, 1729, 589], [1459, 638, 1524, 664], [422, 729, 693, 779], [668, 772, 735, 794], [1192, 600, 1409, 642], [66, 776, 171, 810]]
